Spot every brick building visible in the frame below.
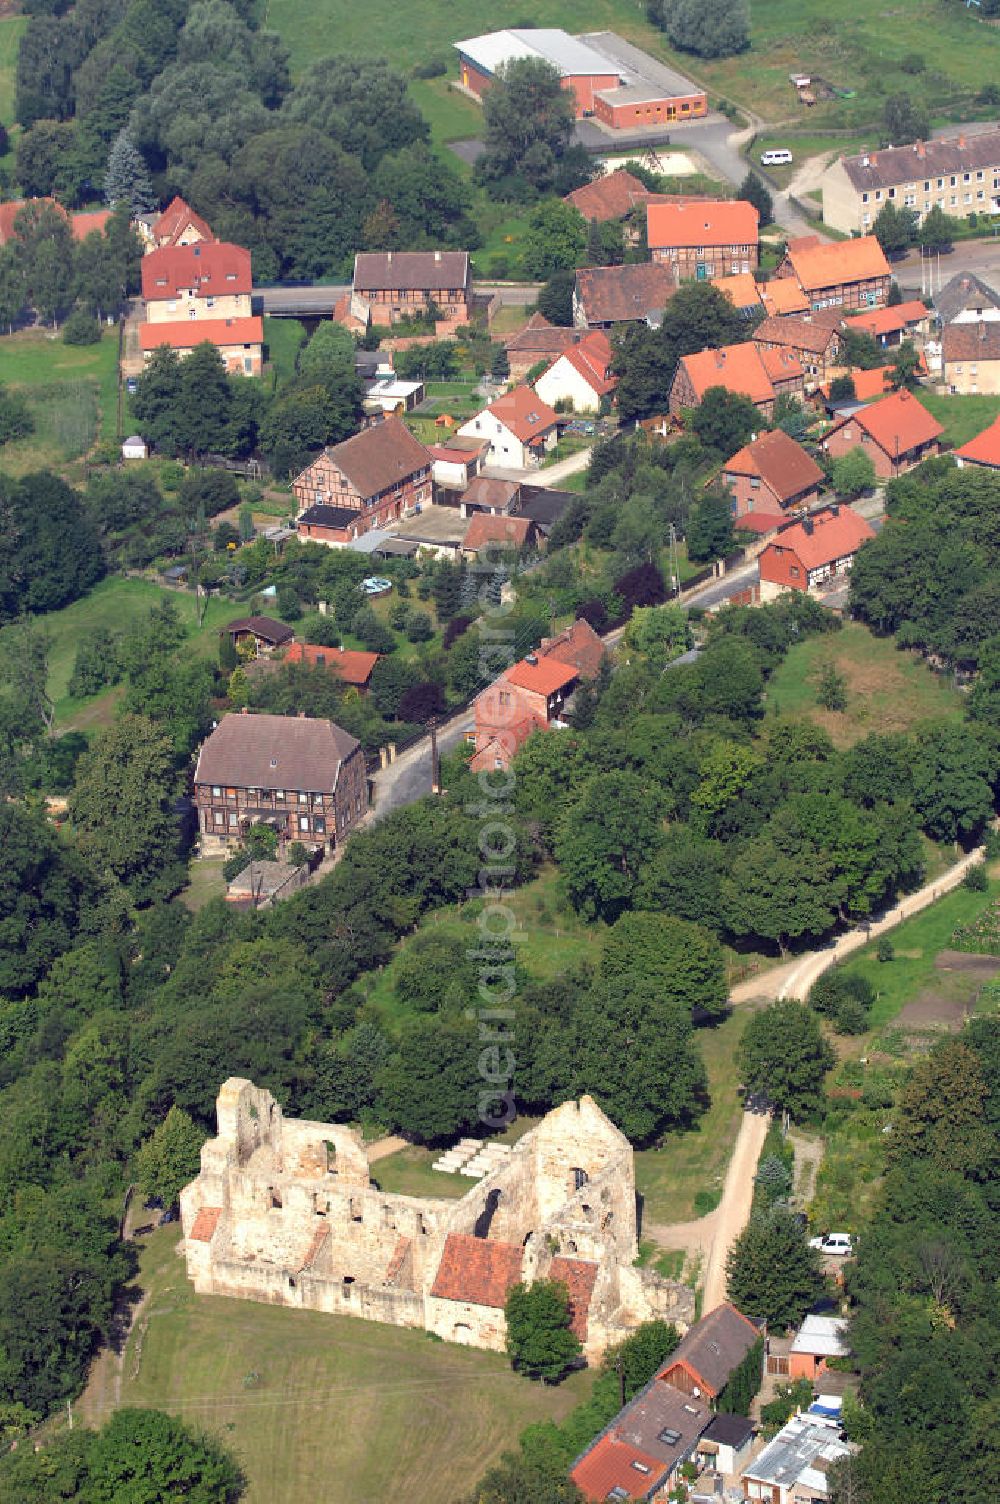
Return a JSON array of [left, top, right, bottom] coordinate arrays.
[[140, 195, 214, 251], [775, 234, 891, 314], [574, 262, 677, 329], [752, 314, 844, 386], [955, 413, 1000, 472], [193, 712, 367, 854], [283, 643, 380, 694], [647, 200, 759, 281], [720, 429, 825, 518], [293, 417, 433, 543], [351, 250, 472, 327], [139, 241, 262, 375], [759, 506, 876, 598], [504, 313, 585, 381], [669, 342, 804, 419], [821, 388, 943, 477], [471, 619, 605, 772]]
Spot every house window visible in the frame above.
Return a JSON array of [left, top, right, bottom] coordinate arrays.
[[299, 815, 309, 832], [214, 811, 224, 825], [923, 180, 930, 191], [299, 792, 308, 804], [964, 172, 971, 183], [212, 785, 222, 797], [314, 816, 326, 834], [790, 566, 800, 577], [862, 192, 869, 203]]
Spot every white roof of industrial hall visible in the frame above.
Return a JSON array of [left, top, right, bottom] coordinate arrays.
[[455, 28, 622, 78]]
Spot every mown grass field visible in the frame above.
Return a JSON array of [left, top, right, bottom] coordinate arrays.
[[1, 329, 119, 473], [764, 621, 964, 749], [635, 1007, 751, 1227], [0, 14, 25, 128], [89, 1225, 590, 1504], [920, 391, 1000, 450], [0, 575, 263, 729], [262, 317, 305, 385]]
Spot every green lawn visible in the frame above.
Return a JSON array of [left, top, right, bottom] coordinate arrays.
[[751, 133, 869, 190], [1, 329, 120, 472], [88, 1225, 591, 1504], [692, 0, 1000, 127], [0, 15, 26, 127], [764, 621, 963, 749], [919, 391, 1000, 450], [0, 575, 275, 729], [262, 317, 305, 385], [409, 77, 483, 148], [181, 855, 228, 913], [635, 1007, 750, 1227]]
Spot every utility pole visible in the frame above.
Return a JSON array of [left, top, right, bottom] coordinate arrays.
[[430, 719, 440, 795], [668, 523, 681, 597]]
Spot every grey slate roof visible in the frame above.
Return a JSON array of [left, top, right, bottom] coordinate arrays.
[[194, 713, 360, 793], [934, 271, 1000, 326], [840, 127, 1000, 192], [658, 1303, 760, 1396], [353, 251, 469, 293]]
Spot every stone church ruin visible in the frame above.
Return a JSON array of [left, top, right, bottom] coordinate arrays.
[[181, 1079, 694, 1358]]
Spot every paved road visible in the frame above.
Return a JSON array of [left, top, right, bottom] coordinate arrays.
[[681, 557, 760, 612], [370, 711, 474, 822], [255, 284, 348, 316], [895, 236, 1000, 295]]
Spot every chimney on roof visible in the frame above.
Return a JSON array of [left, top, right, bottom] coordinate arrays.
[[830, 503, 839, 516], [803, 516, 814, 535], [525, 652, 538, 665], [861, 153, 870, 167], [387, 251, 392, 263], [958, 134, 966, 149], [915, 140, 926, 158]]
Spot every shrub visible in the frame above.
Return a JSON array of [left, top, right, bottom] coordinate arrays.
[[0, 386, 35, 446], [810, 969, 875, 1034], [877, 936, 894, 963], [899, 52, 925, 74], [62, 308, 102, 345], [963, 862, 989, 892]]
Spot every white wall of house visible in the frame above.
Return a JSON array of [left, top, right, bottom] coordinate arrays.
[[534, 358, 601, 414]]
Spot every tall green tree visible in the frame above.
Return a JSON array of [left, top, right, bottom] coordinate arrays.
[[68, 714, 182, 903], [475, 56, 587, 196], [84, 1407, 243, 1503], [726, 1205, 825, 1329], [600, 911, 727, 1020], [505, 1279, 581, 1382], [103, 127, 154, 213], [738, 1000, 836, 1118], [135, 1105, 205, 1209], [556, 770, 664, 921], [738, 170, 773, 226]]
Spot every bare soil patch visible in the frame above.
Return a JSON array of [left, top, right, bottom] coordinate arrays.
[[896, 989, 972, 1030], [934, 949, 1000, 977]]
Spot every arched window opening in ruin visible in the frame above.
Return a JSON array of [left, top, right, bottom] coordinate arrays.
[[567, 1240, 578, 1254], [270, 1189, 282, 1210], [314, 1194, 327, 1217], [325, 1141, 337, 1174], [288, 1276, 296, 1289], [474, 1188, 502, 1239], [453, 1322, 472, 1344], [602, 1211, 613, 1230], [572, 1167, 589, 1192], [342, 1276, 355, 1300], [581, 1204, 593, 1217], [350, 1198, 363, 1223]]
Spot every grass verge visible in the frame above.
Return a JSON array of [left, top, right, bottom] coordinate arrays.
[[88, 1225, 591, 1504], [764, 621, 963, 748], [919, 390, 1000, 449]]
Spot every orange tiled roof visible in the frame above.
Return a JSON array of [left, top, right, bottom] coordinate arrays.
[[429, 1233, 523, 1308], [142, 241, 252, 299], [549, 1257, 599, 1341], [189, 1207, 221, 1242], [484, 385, 558, 443], [760, 278, 810, 316], [784, 234, 891, 292], [0, 198, 111, 245], [139, 317, 263, 351], [506, 654, 579, 696], [557, 329, 616, 396], [734, 510, 785, 533], [463, 513, 534, 552], [152, 195, 214, 246], [723, 428, 824, 504], [754, 314, 840, 357], [679, 342, 800, 404], [572, 1434, 667, 1501], [843, 299, 926, 337], [955, 414, 1000, 468], [284, 642, 379, 686], [763, 506, 875, 572], [647, 198, 759, 250], [760, 346, 805, 384], [712, 272, 762, 310], [540, 617, 606, 680], [838, 387, 943, 455], [70, 209, 112, 241]]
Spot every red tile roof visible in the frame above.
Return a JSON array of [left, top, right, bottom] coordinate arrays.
[[679, 342, 801, 405], [0, 198, 111, 244], [575, 262, 677, 324], [152, 195, 214, 246], [142, 241, 252, 300], [783, 234, 891, 293], [955, 414, 1000, 468], [506, 654, 579, 696], [760, 278, 810, 316], [942, 321, 1000, 363], [832, 387, 943, 456], [763, 506, 876, 573], [647, 198, 759, 250], [549, 1257, 599, 1341], [723, 428, 824, 504], [139, 316, 263, 351], [463, 513, 535, 552], [483, 385, 558, 444], [754, 314, 840, 357], [429, 1233, 523, 1307], [712, 272, 762, 310], [504, 312, 584, 357], [565, 167, 653, 222], [556, 329, 617, 396], [572, 1434, 667, 1501], [540, 618, 606, 680], [189, 1207, 221, 1242], [760, 346, 806, 384], [843, 300, 926, 337], [284, 642, 379, 686], [734, 510, 785, 533]]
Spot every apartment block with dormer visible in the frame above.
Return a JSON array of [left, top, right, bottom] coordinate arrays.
[[822, 127, 1000, 235]]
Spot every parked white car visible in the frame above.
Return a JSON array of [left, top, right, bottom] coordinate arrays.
[[809, 1232, 854, 1256], [760, 148, 793, 166]]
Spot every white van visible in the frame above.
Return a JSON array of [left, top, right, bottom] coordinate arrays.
[[760, 148, 793, 166]]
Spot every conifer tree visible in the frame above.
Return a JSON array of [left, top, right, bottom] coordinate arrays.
[[104, 129, 154, 215]]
